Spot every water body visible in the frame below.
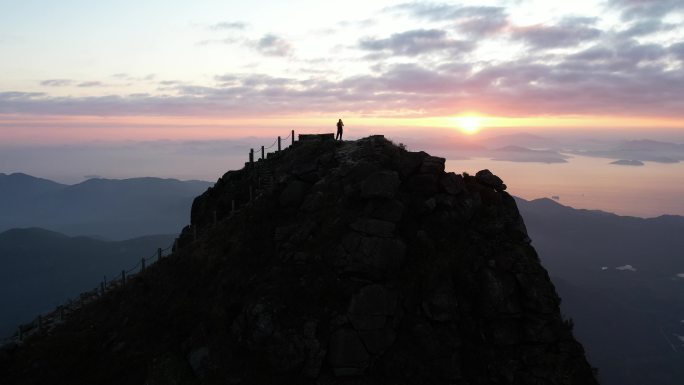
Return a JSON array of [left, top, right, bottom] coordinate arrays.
[[447, 154, 684, 218]]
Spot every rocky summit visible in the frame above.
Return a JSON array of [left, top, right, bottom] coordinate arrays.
[[0, 135, 598, 385]]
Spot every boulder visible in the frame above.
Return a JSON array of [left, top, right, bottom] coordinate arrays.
[[475, 169, 507, 191], [348, 284, 398, 317], [358, 329, 396, 355], [419, 156, 446, 174], [367, 199, 404, 222], [440, 173, 465, 195], [350, 218, 395, 238], [187, 347, 210, 379], [279, 180, 311, 207], [360, 171, 401, 199], [327, 329, 370, 376], [407, 174, 439, 195], [348, 315, 387, 331]]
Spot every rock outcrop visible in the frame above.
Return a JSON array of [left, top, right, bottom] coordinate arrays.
[[0, 135, 598, 385]]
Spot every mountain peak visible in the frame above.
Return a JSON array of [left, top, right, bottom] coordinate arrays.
[[0, 135, 597, 385]]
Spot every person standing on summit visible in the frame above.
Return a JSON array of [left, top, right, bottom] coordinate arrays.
[[336, 118, 344, 140]]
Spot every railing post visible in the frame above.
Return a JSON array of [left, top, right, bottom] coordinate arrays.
[[278, 136, 281, 151], [157, 247, 162, 262], [249, 148, 254, 166], [261, 145, 265, 160], [141, 257, 146, 273], [291, 130, 295, 145], [121, 270, 126, 286]]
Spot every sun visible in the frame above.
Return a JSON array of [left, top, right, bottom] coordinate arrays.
[[455, 116, 481, 135]]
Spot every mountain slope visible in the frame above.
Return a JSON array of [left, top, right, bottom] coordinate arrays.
[[0, 175, 212, 239], [0, 228, 176, 338], [0, 136, 597, 385], [516, 197, 684, 385]]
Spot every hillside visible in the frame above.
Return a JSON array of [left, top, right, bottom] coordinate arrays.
[[517, 197, 684, 385], [0, 135, 597, 385], [0, 228, 176, 337], [0, 174, 212, 239]]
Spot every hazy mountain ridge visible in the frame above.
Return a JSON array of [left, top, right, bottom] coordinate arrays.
[[0, 173, 212, 239], [0, 227, 176, 338]]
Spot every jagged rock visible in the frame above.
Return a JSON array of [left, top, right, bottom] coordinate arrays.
[[348, 314, 386, 331], [0, 136, 598, 385], [279, 180, 311, 207], [328, 329, 370, 376], [302, 320, 325, 378], [422, 197, 437, 213], [292, 162, 318, 181], [440, 172, 465, 195], [187, 346, 210, 379], [146, 353, 196, 385], [407, 173, 439, 195], [419, 156, 446, 174], [366, 199, 404, 222], [360, 171, 400, 199], [337, 234, 407, 276], [422, 286, 459, 322], [350, 218, 395, 238], [349, 284, 397, 317], [358, 329, 396, 355], [475, 169, 507, 191]]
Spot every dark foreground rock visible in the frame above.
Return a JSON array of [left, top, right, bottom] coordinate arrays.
[[0, 135, 598, 385]]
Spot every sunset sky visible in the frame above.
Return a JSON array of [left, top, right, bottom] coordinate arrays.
[[2, 0, 684, 144]]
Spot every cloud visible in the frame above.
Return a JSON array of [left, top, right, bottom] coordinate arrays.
[[4, 34, 684, 120], [388, 3, 508, 37], [40, 79, 73, 87], [389, 3, 506, 22], [337, 19, 376, 29], [609, 0, 684, 21], [158, 80, 181, 86], [77, 81, 104, 87], [110, 73, 157, 82], [511, 18, 602, 48], [359, 29, 473, 57], [617, 19, 677, 37], [670, 42, 684, 61], [197, 37, 239, 46], [251, 34, 292, 57], [456, 16, 508, 36], [209, 21, 247, 30]]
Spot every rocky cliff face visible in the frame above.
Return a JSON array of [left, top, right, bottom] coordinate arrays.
[[0, 135, 598, 385]]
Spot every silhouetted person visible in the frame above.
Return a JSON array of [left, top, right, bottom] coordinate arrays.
[[336, 119, 344, 140]]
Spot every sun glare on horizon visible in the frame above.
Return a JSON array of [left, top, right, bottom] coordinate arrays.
[[455, 116, 482, 135]]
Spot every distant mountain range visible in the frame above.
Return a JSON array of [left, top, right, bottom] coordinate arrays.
[[517, 197, 684, 385], [0, 173, 212, 240], [0, 228, 176, 338]]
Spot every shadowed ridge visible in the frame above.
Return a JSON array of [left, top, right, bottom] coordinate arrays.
[[0, 135, 598, 385]]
